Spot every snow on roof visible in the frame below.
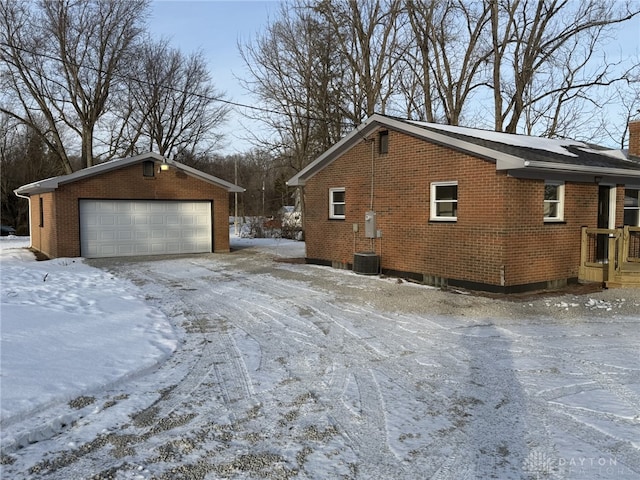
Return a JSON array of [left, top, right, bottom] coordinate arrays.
[[408, 120, 588, 158], [578, 147, 629, 161]]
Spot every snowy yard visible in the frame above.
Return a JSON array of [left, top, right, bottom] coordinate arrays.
[[1, 234, 639, 479]]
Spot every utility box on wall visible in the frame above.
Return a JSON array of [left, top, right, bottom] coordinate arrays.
[[364, 211, 376, 238]]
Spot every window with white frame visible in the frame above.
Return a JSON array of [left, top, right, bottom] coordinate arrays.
[[329, 187, 346, 219], [624, 188, 640, 226], [430, 182, 458, 221], [544, 181, 564, 221]]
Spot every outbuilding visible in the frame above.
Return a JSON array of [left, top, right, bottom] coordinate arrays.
[[15, 152, 244, 259], [288, 114, 640, 292]]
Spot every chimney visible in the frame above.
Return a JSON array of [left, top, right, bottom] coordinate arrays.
[[630, 119, 640, 158]]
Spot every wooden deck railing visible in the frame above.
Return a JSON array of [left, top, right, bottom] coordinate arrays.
[[624, 226, 640, 262], [579, 226, 640, 286]]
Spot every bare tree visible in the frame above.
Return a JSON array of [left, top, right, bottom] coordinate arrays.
[[0, 114, 64, 231], [489, 0, 639, 134], [240, 2, 346, 173], [121, 39, 230, 159], [0, 0, 148, 171], [1, 0, 74, 173], [403, 0, 492, 124], [314, 0, 405, 123], [596, 64, 640, 149]]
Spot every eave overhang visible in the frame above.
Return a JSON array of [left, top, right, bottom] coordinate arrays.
[[287, 114, 640, 187], [14, 152, 245, 197]]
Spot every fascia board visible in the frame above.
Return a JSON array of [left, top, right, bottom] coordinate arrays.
[[14, 153, 167, 195], [55, 152, 168, 187], [288, 114, 640, 187], [288, 116, 383, 186], [522, 160, 640, 178], [14, 183, 57, 196], [172, 160, 245, 192], [287, 114, 526, 186], [14, 152, 244, 195]]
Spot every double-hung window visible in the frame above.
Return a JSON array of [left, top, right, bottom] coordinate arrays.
[[544, 181, 564, 222], [329, 187, 346, 219], [624, 188, 640, 226], [430, 182, 458, 221]]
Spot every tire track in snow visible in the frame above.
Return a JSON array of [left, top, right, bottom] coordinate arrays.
[[500, 323, 640, 477], [8, 252, 640, 479], [19, 261, 261, 479], [207, 266, 438, 477]]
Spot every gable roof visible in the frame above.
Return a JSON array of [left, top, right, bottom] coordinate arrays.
[[287, 114, 640, 187], [14, 152, 245, 196]]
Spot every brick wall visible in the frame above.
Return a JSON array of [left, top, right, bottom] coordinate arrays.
[[33, 162, 230, 258], [30, 193, 57, 258], [629, 119, 640, 157], [303, 128, 604, 290]]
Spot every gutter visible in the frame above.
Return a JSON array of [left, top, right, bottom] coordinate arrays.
[[520, 160, 640, 178]]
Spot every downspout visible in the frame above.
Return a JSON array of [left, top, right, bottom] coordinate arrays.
[[370, 139, 375, 252], [370, 138, 375, 211], [13, 191, 33, 249]]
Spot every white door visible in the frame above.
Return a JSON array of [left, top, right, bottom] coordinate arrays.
[[80, 200, 212, 258]]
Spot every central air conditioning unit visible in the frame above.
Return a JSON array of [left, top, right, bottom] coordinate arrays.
[[353, 251, 379, 275]]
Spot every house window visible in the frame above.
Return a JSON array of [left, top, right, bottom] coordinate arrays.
[[143, 160, 155, 177], [379, 130, 389, 154], [430, 182, 458, 221], [329, 187, 346, 219], [39, 197, 44, 227], [624, 188, 640, 226], [544, 181, 564, 221]]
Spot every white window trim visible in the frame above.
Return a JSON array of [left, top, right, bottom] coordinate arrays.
[[544, 181, 565, 222], [430, 181, 458, 221], [624, 187, 640, 226], [329, 187, 346, 219]]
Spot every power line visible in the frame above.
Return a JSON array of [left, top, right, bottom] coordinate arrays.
[[0, 41, 358, 128]]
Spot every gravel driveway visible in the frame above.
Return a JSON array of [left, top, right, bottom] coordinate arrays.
[[4, 241, 640, 479]]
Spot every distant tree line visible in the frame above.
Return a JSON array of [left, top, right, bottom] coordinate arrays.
[[0, 125, 295, 232]]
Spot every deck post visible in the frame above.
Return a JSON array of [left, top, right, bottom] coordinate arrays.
[[580, 227, 588, 270], [607, 235, 614, 283]]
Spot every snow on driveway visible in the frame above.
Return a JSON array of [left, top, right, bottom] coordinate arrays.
[[1, 235, 639, 479]]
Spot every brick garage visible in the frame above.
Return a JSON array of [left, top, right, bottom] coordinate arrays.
[[289, 115, 640, 293], [15, 153, 244, 259]]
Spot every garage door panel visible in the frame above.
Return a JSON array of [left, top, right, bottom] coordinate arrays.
[[100, 230, 116, 241], [80, 200, 212, 258]]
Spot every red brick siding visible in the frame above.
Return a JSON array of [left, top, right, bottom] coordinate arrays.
[[629, 120, 640, 157], [30, 193, 58, 258], [33, 163, 230, 258], [304, 128, 608, 288]]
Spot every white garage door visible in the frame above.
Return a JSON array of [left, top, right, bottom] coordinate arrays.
[[80, 200, 212, 258]]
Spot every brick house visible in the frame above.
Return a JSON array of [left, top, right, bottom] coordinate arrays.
[[15, 152, 244, 259], [288, 114, 640, 293]]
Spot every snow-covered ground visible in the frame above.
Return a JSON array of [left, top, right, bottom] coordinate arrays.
[[1, 233, 639, 479], [0, 237, 177, 429]]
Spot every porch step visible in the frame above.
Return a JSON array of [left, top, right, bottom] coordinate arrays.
[[606, 269, 640, 288]]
